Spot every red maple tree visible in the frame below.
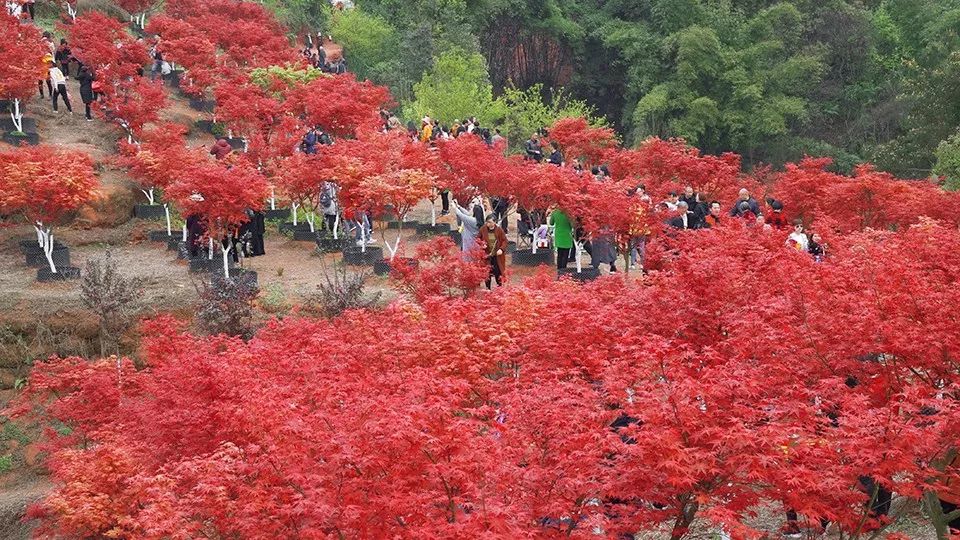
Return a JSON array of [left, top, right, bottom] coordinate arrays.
[[0, 146, 98, 273], [0, 13, 47, 133], [13, 222, 960, 538], [166, 160, 267, 276]]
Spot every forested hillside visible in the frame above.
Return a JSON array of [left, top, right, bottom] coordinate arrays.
[[285, 0, 960, 179]]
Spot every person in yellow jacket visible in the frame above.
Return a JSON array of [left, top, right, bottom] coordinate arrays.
[[420, 117, 432, 143]]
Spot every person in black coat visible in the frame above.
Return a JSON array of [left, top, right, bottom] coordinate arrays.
[[668, 201, 698, 230], [77, 65, 96, 121], [239, 209, 266, 257], [186, 214, 207, 258]]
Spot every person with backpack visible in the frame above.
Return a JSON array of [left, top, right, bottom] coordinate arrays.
[[320, 182, 338, 233]]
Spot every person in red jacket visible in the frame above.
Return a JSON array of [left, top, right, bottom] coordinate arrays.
[[210, 139, 232, 160]]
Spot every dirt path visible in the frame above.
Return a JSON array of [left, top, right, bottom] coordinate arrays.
[[0, 472, 51, 540]]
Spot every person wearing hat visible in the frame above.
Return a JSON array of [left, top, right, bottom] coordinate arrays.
[[48, 58, 72, 114], [478, 214, 507, 290]]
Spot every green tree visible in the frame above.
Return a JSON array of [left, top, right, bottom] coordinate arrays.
[[328, 8, 398, 83], [934, 132, 960, 190], [402, 49, 506, 126], [500, 84, 607, 152]]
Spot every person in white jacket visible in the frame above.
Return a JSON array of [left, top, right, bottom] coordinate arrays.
[[786, 220, 809, 252], [49, 63, 72, 113]]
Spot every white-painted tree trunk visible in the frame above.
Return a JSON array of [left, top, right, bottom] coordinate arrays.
[[163, 204, 172, 235], [269, 187, 276, 210], [181, 223, 187, 242], [332, 213, 340, 240], [141, 187, 155, 205], [221, 241, 231, 279], [430, 202, 436, 226], [305, 211, 315, 232], [9, 99, 23, 133], [227, 128, 233, 139], [575, 241, 583, 273], [65, 2, 76, 20], [360, 222, 366, 253], [34, 222, 43, 247], [291, 203, 300, 226], [208, 237, 214, 260], [43, 228, 57, 274]]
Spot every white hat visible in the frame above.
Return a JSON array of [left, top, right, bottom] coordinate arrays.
[[422, 116, 430, 124]]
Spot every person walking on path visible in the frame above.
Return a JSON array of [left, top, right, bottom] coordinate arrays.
[[48, 60, 72, 114], [77, 65, 96, 121]]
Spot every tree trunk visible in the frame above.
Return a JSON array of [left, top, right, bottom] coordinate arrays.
[[43, 228, 57, 274], [221, 242, 231, 279], [164, 204, 172, 235], [208, 237, 214, 260], [10, 99, 22, 133], [269, 187, 276, 210], [291, 203, 300, 226], [333, 213, 340, 240], [669, 496, 698, 540]]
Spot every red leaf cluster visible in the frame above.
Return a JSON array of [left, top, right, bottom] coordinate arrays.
[[0, 145, 98, 226], [12, 223, 960, 538], [0, 13, 47, 102], [165, 160, 268, 240]]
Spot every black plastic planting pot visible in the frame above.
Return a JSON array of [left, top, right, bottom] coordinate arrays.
[[342, 246, 383, 266], [20, 239, 64, 254], [415, 222, 451, 236], [0, 117, 37, 132], [264, 208, 290, 221], [278, 222, 313, 236], [315, 235, 348, 253], [511, 248, 554, 267], [37, 266, 81, 282], [557, 267, 601, 282], [148, 230, 174, 242], [386, 220, 419, 230], [134, 204, 166, 220], [221, 268, 258, 286], [292, 229, 319, 242], [2, 131, 39, 146], [25, 245, 70, 268]]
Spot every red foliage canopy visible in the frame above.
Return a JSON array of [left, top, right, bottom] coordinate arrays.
[[0, 13, 47, 102], [774, 157, 960, 232], [145, 16, 218, 97], [116, 122, 196, 193], [12, 222, 960, 538], [166, 160, 267, 240], [547, 117, 618, 167], [65, 12, 147, 82], [287, 74, 393, 137], [0, 145, 98, 226]]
